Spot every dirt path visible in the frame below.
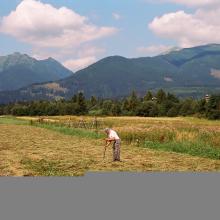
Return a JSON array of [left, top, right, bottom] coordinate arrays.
[[0, 124, 220, 176]]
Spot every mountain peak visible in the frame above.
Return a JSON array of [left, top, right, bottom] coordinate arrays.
[[0, 53, 72, 92], [160, 47, 182, 55], [98, 55, 128, 63], [11, 52, 31, 59], [45, 57, 59, 63], [0, 52, 35, 71]]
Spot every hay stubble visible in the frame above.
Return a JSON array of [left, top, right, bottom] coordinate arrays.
[[1, 124, 220, 176]]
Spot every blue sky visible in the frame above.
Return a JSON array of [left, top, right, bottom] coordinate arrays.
[[0, 0, 218, 71]]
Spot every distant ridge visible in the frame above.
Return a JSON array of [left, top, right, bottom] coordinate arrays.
[[159, 46, 182, 55], [0, 44, 220, 104], [0, 52, 73, 91]]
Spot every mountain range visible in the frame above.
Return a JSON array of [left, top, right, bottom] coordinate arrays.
[[0, 44, 220, 104], [0, 52, 72, 91]]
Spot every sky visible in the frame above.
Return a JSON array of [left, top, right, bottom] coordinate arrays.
[[0, 0, 219, 71]]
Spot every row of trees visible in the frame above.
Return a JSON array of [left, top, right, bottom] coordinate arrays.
[[0, 90, 220, 119]]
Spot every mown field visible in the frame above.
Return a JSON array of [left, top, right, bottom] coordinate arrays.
[[0, 116, 220, 176]]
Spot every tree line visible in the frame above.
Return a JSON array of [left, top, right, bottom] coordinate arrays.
[[0, 89, 220, 119]]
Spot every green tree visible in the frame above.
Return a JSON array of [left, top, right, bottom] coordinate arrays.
[[76, 91, 88, 115], [206, 95, 220, 119], [158, 100, 175, 116], [88, 96, 98, 110], [127, 90, 140, 115], [167, 105, 179, 117], [11, 105, 28, 116], [122, 99, 129, 111], [156, 89, 167, 104], [167, 93, 179, 103], [144, 91, 153, 101], [0, 106, 3, 115], [102, 100, 113, 115], [179, 99, 197, 116], [111, 101, 122, 116], [71, 94, 78, 103], [196, 99, 207, 116], [137, 101, 159, 117]]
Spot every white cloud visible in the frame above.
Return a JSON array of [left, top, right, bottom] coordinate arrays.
[[32, 44, 105, 71], [0, 0, 117, 48], [149, 8, 220, 47], [0, 0, 117, 71], [137, 44, 174, 56], [61, 45, 105, 71], [148, 0, 220, 7], [32, 43, 104, 58], [63, 56, 96, 71], [112, 13, 122, 20], [77, 45, 105, 58]]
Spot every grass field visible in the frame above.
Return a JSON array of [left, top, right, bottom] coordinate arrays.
[[0, 116, 220, 176]]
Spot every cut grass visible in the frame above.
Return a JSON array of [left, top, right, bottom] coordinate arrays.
[[31, 120, 220, 160], [21, 158, 72, 176], [21, 157, 96, 176], [1, 124, 220, 176], [5, 115, 220, 160], [1, 115, 220, 176]]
